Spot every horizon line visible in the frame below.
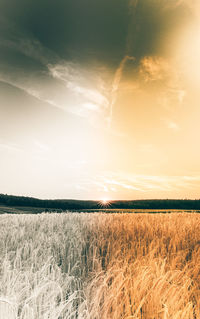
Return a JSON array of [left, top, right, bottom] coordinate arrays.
[[1, 193, 200, 202]]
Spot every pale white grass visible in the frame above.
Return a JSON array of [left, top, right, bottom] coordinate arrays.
[[0, 297, 17, 319]]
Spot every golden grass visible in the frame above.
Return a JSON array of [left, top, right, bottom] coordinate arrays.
[[0, 212, 199, 318]]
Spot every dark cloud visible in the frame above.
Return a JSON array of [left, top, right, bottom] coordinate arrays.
[[0, 0, 192, 69], [0, 0, 129, 64]]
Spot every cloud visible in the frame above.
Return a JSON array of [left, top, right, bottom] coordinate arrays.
[[166, 120, 180, 131], [107, 0, 189, 130], [64, 171, 200, 199], [104, 179, 144, 192], [48, 62, 109, 120], [0, 142, 23, 153], [0, 59, 109, 124], [0, 77, 90, 122], [140, 56, 170, 82], [82, 103, 101, 112], [169, 0, 200, 18], [108, 55, 135, 127], [158, 88, 186, 112], [33, 139, 50, 152], [139, 55, 186, 114], [93, 172, 173, 194], [67, 83, 108, 111], [0, 77, 67, 114], [0, 16, 60, 66], [92, 171, 200, 197], [47, 63, 77, 82], [0, 19, 109, 122], [107, 0, 139, 128]]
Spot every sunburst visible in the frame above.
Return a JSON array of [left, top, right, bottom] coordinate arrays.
[[98, 198, 112, 208]]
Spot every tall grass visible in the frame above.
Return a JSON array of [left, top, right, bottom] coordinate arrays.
[[0, 212, 199, 318]]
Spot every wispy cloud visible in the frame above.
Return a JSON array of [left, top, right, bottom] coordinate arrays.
[[0, 77, 67, 113], [166, 120, 180, 131], [90, 171, 200, 197], [161, 117, 180, 131], [0, 64, 108, 123], [67, 83, 108, 111], [33, 139, 50, 152], [1, 21, 109, 122], [0, 18, 59, 65], [49, 63, 109, 114], [108, 56, 135, 128], [0, 142, 23, 153], [107, 0, 139, 128], [104, 179, 144, 192]]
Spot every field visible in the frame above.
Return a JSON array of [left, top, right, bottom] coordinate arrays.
[[0, 212, 199, 319]]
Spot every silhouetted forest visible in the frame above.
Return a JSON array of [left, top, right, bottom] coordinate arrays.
[[0, 194, 200, 212]]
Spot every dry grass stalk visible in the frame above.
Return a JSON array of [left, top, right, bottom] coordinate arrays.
[[0, 212, 199, 318]]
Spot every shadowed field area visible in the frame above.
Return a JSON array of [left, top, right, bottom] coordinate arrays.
[[0, 213, 199, 318]]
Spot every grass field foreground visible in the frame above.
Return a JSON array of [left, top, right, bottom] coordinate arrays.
[[0, 212, 199, 318]]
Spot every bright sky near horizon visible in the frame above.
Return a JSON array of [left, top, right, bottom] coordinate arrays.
[[1, 0, 200, 200]]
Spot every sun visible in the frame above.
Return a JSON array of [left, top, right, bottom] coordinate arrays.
[[101, 198, 108, 204], [98, 198, 111, 207]]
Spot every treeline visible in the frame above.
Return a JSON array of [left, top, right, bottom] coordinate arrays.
[[0, 194, 200, 211], [0, 194, 97, 210]]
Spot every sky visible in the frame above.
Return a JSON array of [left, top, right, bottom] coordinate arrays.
[[1, 0, 200, 200]]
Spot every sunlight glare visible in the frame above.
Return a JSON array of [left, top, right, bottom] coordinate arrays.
[[177, 23, 200, 86], [100, 198, 110, 206]]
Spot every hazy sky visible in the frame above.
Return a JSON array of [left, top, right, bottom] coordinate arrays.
[[1, 0, 200, 200]]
